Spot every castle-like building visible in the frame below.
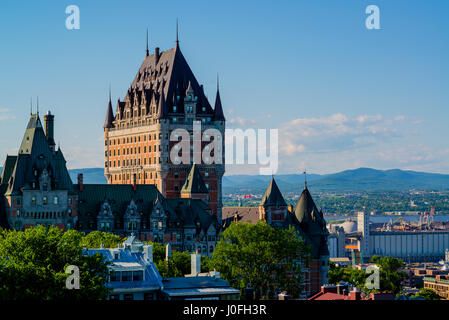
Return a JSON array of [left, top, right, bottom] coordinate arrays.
[[103, 38, 225, 222], [222, 177, 330, 297], [0, 112, 220, 256], [0, 36, 224, 256]]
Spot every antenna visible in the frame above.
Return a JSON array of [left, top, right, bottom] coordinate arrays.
[[146, 28, 149, 57], [303, 169, 307, 188], [36, 96, 39, 115], [30, 97, 33, 115], [175, 18, 179, 46], [217, 73, 220, 91]]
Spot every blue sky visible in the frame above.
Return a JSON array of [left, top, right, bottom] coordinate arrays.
[[0, 0, 448, 175]]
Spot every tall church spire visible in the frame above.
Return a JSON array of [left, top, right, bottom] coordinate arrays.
[[213, 74, 225, 121], [104, 86, 114, 129]]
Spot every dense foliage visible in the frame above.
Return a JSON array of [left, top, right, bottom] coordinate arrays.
[[208, 221, 310, 299], [328, 255, 407, 294], [0, 226, 110, 300], [80, 230, 123, 249], [414, 288, 442, 300]]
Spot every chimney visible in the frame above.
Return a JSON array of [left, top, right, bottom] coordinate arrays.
[[155, 47, 160, 64], [278, 291, 290, 300], [349, 287, 362, 300], [165, 244, 172, 261], [77, 173, 84, 192], [191, 253, 201, 275], [43, 111, 55, 151], [143, 244, 153, 263]]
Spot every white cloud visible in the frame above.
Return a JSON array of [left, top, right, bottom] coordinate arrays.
[[0, 108, 15, 121], [278, 113, 409, 155]]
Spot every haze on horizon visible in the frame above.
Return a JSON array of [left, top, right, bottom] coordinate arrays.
[[0, 0, 448, 176]]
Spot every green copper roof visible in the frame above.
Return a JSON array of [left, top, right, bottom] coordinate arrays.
[[5, 113, 74, 195], [260, 177, 287, 207], [293, 186, 329, 257], [0, 155, 17, 186], [181, 163, 208, 194]]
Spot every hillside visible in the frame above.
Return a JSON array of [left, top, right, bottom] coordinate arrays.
[[2, 167, 449, 194]]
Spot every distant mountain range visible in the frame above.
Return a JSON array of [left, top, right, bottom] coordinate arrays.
[[223, 168, 449, 194], [2, 167, 448, 194]]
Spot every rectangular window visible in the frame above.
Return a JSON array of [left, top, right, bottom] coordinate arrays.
[[110, 271, 120, 282], [133, 271, 144, 281], [121, 271, 132, 282]]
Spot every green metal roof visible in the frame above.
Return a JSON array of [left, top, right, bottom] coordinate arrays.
[[260, 177, 287, 207], [181, 163, 208, 194]]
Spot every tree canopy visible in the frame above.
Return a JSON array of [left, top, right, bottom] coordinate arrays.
[[80, 230, 123, 249], [208, 221, 310, 299], [414, 288, 442, 300], [0, 226, 110, 300], [328, 255, 407, 294]]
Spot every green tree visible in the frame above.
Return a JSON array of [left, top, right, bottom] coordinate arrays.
[[144, 242, 192, 277], [209, 221, 310, 299], [370, 255, 407, 294], [328, 262, 367, 288], [80, 230, 123, 249], [0, 226, 109, 300], [414, 288, 442, 300]]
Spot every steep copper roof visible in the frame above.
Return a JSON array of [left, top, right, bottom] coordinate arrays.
[[5, 113, 74, 195], [129, 45, 213, 116], [295, 187, 320, 224], [104, 95, 114, 128], [294, 186, 329, 257], [181, 163, 208, 194], [260, 177, 287, 207], [213, 88, 225, 121]]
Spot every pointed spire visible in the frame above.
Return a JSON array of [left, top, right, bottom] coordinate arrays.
[[181, 163, 208, 194], [213, 74, 225, 121], [303, 169, 307, 189], [104, 86, 114, 128], [146, 28, 149, 57], [260, 176, 287, 207]]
